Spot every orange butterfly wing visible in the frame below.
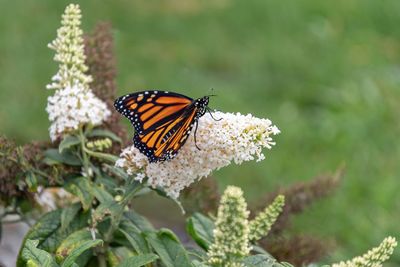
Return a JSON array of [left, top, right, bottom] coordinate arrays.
[[115, 90, 198, 162], [114, 90, 193, 135], [134, 106, 199, 162]]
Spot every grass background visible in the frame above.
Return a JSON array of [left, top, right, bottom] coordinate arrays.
[[0, 0, 399, 265]]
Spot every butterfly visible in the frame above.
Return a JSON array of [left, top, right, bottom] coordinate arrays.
[[114, 90, 216, 163]]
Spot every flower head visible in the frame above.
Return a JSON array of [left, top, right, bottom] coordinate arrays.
[[249, 195, 285, 242], [332, 236, 397, 267], [46, 4, 110, 141], [46, 85, 111, 141], [86, 138, 113, 151], [47, 4, 92, 90], [207, 186, 251, 266], [116, 111, 279, 198]]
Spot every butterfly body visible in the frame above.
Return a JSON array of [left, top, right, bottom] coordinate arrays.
[[114, 90, 209, 162]]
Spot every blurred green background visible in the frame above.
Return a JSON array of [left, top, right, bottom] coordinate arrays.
[[0, 0, 399, 264]]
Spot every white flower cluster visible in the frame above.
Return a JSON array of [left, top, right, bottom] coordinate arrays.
[[46, 4, 110, 141], [116, 111, 280, 198], [332, 236, 397, 267], [207, 186, 251, 267], [46, 85, 111, 141]]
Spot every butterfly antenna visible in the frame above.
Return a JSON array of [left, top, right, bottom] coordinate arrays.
[[206, 87, 218, 98], [207, 107, 222, 121], [194, 121, 201, 150], [207, 87, 215, 95]]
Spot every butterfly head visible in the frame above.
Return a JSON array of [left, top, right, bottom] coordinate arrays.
[[194, 96, 209, 118]]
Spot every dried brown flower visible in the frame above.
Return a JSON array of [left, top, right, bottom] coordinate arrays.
[[250, 166, 343, 265], [0, 136, 21, 202], [252, 167, 343, 235], [22, 141, 51, 166], [22, 141, 61, 186], [0, 136, 57, 205], [84, 22, 128, 146], [261, 235, 331, 266]]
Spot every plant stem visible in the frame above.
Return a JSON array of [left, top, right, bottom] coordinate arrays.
[[97, 251, 107, 267], [79, 127, 90, 177], [121, 182, 143, 206], [82, 145, 118, 163], [103, 183, 143, 243], [32, 169, 52, 180]]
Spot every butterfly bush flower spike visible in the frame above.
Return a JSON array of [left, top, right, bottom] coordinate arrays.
[[47, 4, 91, 90], [46, 4, 110, 141], [116, 111, 280, 198], [332, 236, 397, 267], [207, 186, 251, 267], [249, 194, 285, 242]]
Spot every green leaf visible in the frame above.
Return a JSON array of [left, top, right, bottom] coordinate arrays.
[[192, 260, 211, 267], [21, 239, 59, 267], [95, 173, 118, 192], [65, 177, 94, 211], [44, 149, 81, 166], [117, 253, 158, 267], [242, 255, 277, 267], [153, 187, 186, 214], [186, 213, 214, 250], [55, 229, 92, 263], [59, 135, 80, 153], [145, 229, 192, 267], [87, 129, 122, 143], [119, 220, 150, 254], [61, 203, 82, 232], [26, 172, 38, 192], [92, 184, 114, 203], [61, 239, 103, 267], [107, 247, 135, 266], [131, 187, 152, 197], [17, 209, 62, 262], [17, 208, 90, 266], [251, 245, 273, 256], [102, 164, 130, 181], [186, 247, 207, 261], [92, 200, 124, 230], [277, 263, 295, 267], [124, 210, 154, 232], [86, 150, 119, 163]]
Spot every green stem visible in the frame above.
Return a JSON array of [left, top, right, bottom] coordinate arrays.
[[32, 169, 52, 180], [103, 183, 144, 242], [79, 127, 108, 266], [79, 127, 90, 176], [121, 182, 144, 206], [82, 145, 118, 163], [97, 252, 107, 267]]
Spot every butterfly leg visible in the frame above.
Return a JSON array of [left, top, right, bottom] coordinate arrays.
[[194, 120, 201, 150], [207, 108, 222, 121]]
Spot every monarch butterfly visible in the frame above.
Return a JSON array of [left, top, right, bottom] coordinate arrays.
[[114, 90, 216, 162]]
